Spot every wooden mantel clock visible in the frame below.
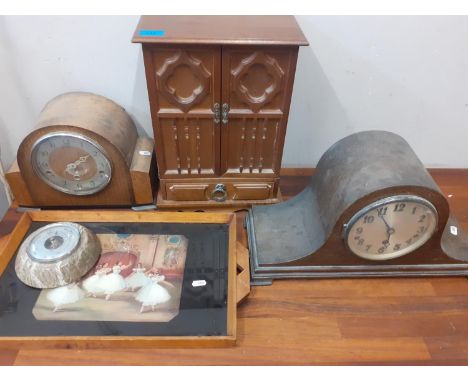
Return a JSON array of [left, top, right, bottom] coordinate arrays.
[[132, 15, 309, 209], [247, 130, 468, 284], [6, 92, 156, 208]]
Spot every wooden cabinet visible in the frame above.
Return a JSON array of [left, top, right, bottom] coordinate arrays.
[[133, 16, 308, 208]]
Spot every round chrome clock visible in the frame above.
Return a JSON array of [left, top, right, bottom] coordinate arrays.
[[344, 195, 438, 261], [31, 132, 112, 195], [15, 222, 101, 288], [26, 223, 80, 263]]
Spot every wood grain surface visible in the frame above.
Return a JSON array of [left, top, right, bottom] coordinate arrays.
[[2, 169, 468, 365], [138, 18, 306, 208], [132, 16, 309, 46]]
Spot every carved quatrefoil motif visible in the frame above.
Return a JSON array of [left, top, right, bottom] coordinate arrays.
[[156, 50, 211, 112], [231, 51, 285, 112]]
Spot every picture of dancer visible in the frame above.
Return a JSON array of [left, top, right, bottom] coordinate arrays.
[[32, 234, 188, 323]]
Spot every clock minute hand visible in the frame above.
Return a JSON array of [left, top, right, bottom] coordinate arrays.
[[380, 215, 395, 236], [65, 155, 90, 174]]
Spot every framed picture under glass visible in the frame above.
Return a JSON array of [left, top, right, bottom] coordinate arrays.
[[0, 210, 236, 348]]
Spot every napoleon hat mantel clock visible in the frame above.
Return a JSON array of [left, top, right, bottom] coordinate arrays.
[[132, 15, 309, 209], [6, 92, 157, 208], [247, 130, 468, 284]]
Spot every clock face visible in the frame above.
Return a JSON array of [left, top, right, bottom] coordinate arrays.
[[27, 222, 81, 263], [344, 195, 438, 261], [31, 132, 112, 195]]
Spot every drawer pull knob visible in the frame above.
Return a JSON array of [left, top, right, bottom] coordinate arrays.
[[211, 184, 227, 202]]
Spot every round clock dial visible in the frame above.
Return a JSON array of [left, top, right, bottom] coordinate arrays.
[[27, 222, 81, 263], [344, 195, 438, 261], [31, 132, 112, 195]]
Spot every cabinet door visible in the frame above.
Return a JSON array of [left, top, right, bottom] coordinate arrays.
[[144, 45, 221, 178], [220, 46, 298, 177]]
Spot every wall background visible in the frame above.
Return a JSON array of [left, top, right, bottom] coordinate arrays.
[[1, 15, 468, 218]]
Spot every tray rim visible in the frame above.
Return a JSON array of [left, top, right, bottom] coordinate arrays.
[[0, 210, 237, 349]]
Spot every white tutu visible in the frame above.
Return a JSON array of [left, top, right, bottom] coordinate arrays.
[[135, 275, 171, 307], [82, 270, 105, 295], [47, 283, 85, 309], [100, 265, 126, 294], [125, 268, 149, 290]]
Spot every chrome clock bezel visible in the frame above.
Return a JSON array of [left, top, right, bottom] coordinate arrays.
[[26, 222, 81, 264], [31, 131, 112, 196], [343, 194, 439, 261]]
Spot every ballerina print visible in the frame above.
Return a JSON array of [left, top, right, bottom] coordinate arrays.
[[135, 273, 173, 313], [82, 264, 107, 297], [125, 263, 149, 291], [46, 283, 85, 312], [100, 262, 130, 300]]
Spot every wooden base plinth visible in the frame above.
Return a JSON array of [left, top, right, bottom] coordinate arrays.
[[155, 188, 283, 212]]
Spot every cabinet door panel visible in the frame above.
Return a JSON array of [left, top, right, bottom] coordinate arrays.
[[222, 117, 281, 175], [144, 45, 221, 177], [221, 46, 298, 177], [159, 117, 217, 176]]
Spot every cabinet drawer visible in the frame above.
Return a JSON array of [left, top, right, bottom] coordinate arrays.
[[165, 181, 275, 202], [166, 184, 209, 201], [232, 183, 272, 200]]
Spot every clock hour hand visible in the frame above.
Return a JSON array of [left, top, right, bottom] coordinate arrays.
[[65, 155, 90, 175]]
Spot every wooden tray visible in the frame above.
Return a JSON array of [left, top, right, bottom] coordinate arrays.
[[0, 210, 237, 349]]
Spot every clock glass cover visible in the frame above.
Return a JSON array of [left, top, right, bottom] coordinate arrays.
[[27, 222, 81, 263], [31, 132, 112, 195], [344, 195, 438, 260]]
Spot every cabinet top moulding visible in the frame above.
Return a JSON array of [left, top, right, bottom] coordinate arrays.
[[132, 15, 309, 46]]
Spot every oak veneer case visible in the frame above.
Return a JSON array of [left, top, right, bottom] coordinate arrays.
[[133, 16, 309, 209], [6, 92, 156, 208]]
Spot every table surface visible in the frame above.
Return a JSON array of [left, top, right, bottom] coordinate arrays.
[[2, 169, 468, 365]]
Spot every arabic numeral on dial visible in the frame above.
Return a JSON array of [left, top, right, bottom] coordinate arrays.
[[418, 215, 426, 223], [365, 245, 372, 252], [356, 227, 363, 234], [393, 243, 401, 251], [412, 207, 417, 215], [394, 203, 406, 212], [382, 239, 390, 248], [378, 247, 385, 253], [358, 238, 364, 246], [418, 226, 426, 234], [363, 215, 374, 224]]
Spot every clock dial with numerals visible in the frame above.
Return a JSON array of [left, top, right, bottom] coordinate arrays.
[[31, 132, 112, 195], [344, 195, 438, 260]]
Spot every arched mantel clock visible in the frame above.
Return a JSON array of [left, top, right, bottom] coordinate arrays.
[[247, 130, 468, 284], [6, 92, 156, 208]]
